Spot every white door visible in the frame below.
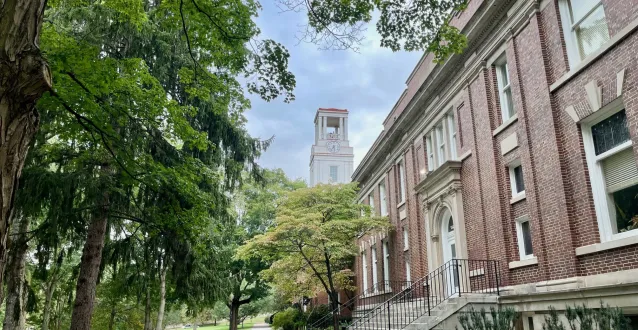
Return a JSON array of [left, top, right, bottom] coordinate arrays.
[[441, 210, 459, 296]]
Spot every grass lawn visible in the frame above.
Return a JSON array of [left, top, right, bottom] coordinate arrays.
[[196, 322, 255, 330], [186, 317, 261, 330]]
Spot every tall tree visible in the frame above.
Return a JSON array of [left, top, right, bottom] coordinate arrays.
[[239, 183, 389, 330], [222, 169, 304, 330]]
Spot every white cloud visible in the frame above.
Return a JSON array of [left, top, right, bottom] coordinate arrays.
[[245, 3, 421, 181]]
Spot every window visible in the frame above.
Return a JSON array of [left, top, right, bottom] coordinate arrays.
[[397, 160, 406, 203], [382, 241, 390, 288], [509, 162, 525, 197], [405, 259, 411, 282], [495, 56, 515, 121], [371, 246, 378, 291], [558, 0, 610, 67], [426, 113, 457, 172], [436, 126, 446, 166], [526, 317, 535, 330], [368, 193, 375, 213], [583, 108, 638, 240], [515, 216, 534, 259], [329, 166, 338, 183], [361, 251, 369, 291], [426, 134, 435, 171], [403, 227, 409, 251], [447, 113, 458, 160], [379, 181, 388, 216]]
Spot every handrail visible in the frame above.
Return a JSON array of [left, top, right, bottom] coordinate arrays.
[[348, 259, 500, 330], [307, 280, 411, 330]]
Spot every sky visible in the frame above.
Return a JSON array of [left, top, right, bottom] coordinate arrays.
[[245, 2, 422, 182]]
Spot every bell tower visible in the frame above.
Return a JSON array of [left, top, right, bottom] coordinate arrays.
[[309, 108, 354, 186]]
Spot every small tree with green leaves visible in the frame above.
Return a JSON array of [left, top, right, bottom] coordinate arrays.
[[238, 182, 390, 330]]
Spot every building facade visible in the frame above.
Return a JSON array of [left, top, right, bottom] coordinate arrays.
[[352, 0, 638, 328], [310, 108, 354, 186]]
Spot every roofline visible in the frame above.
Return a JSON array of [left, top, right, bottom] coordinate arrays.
[[314, 108, 349, 123], [353, 0, 521, 184]]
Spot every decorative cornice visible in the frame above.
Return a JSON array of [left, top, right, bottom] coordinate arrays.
[[353, 0, 533, 187]]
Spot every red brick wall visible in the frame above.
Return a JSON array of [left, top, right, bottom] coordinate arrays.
[[355, 0, 638, 294]]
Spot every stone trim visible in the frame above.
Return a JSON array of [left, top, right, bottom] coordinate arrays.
[[508, 256, 538, 269], [575, 233, 638, 256], [493, 113, 519, 136], [550, 16, 638, 92]]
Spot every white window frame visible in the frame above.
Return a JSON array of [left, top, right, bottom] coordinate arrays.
[[447, 112, 457, 160], [515, 215, 534, 260], [426, 133, 435, 171], [581, 102, 638, 242], [361, 251, 369, 291], [436, 125, 446, 166], [329, 165, 338, 183], [382, 241, 390, 289], [405, 259, 411, 283], [397, 160, 406, 204], [371, 246, 379, 291], [368, 193, 375, 213], [379, 181, 388, 216], [495, 55, 514, 122], [403, 227, 409, 251], [508, 160, 525, 198], [558, 0, 609, 68]]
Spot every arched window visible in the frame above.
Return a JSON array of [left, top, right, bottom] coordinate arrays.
[[447, 216, 454, 233]]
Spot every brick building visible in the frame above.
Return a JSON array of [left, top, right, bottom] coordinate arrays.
[[350, 0, 638, 328]]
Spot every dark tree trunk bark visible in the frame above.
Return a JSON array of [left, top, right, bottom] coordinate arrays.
[[108, 303, 116, 330], [2, 214, 30, 330], [229, 301, 240, 330], [69, 188, 110, 330], [144, 287, 153, 330], [0, 0, 51, 303]]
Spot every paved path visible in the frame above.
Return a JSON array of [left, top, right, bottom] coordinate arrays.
[[252, 323, 271, 330]]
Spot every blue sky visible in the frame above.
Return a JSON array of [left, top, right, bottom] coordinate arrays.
[[246, 2, 422, 182]]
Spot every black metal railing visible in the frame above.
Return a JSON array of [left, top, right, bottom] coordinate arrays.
[[349, 259, 500, 330], [307, 280, 411, 330]]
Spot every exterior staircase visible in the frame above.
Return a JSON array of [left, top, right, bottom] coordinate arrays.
[[348, 259, 501, 330], [307, 280, 411, 330]]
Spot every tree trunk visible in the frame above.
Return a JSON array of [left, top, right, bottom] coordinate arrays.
[[41, 271, 57, 330], [192, 318, 199, 330], [69, 188, 110, 330], [330, 291, 339, 330], [155, 263, 167, 330], [108, 303, 116, 330], [2, 214, 30, 330], [144, 287, 153, 330], [0, 0, 52, 304], [229, 302, 240, 330]]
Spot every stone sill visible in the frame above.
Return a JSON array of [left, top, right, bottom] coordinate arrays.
[[493, 114, 519, 136], [510, 192, 526, 205], [550, 16, 638, 92], [575, 233, 638, 256], [509, 256, 538, 269], [396, 201, 406, 209]]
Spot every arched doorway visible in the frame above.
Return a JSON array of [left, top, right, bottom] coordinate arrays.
[[440, 208, 458, 296]]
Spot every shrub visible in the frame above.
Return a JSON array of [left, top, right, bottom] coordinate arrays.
[[272, 308, 305, 330], [305, 304, 333, 327]]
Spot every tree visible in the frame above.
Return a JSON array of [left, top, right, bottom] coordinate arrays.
[[277, 0, 469, 62], [223, 169, 305, 330], [238, 183, 389, 330], [0, 0, 295, 307]]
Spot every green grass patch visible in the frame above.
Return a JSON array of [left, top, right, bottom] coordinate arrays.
[[192, 319, 257, 330]]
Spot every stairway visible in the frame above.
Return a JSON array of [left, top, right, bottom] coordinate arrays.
[[348, 259, 501, 330]]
